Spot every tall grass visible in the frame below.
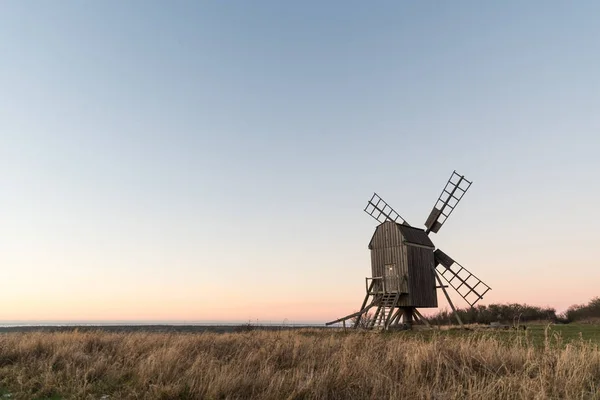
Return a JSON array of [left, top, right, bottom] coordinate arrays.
[[0, 329, 599, 399]]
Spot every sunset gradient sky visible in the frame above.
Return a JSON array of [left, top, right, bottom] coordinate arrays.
[[2, 1, 599, 323]]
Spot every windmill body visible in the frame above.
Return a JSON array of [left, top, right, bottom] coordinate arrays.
[[327, 171, 491, 329], [368, 222, 437, 308]]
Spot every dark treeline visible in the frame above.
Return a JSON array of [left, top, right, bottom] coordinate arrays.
[[564, 297, 600, 323], [427, 297, 600, 325]]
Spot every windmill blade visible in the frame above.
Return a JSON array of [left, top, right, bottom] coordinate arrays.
[[364, 193, 410, 226], [424, 170, 472, 234], [434, 249, 490, 308]]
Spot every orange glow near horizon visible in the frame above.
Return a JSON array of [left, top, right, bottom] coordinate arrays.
[[2, 236, 598, 323], [3, 273, 597, 323]]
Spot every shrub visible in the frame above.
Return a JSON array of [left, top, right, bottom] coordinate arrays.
[[428, 303, 558, 325], [562, 297, 600, 323]]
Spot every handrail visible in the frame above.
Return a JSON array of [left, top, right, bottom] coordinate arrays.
[[365, 276, 384, 294], [366, 275, 409, 294]]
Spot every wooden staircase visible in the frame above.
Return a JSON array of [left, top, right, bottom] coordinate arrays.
[[326, 278, 420, 330], [368, 292, 401, 329]]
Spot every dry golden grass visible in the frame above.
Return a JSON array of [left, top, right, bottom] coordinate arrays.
[[0, 329, 599, 399]]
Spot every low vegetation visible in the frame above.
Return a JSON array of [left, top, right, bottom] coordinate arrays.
[[1, 326, 600, 399], [428, 303, 558, 326], [428, 297, 600, 326], [564, 297, 600, 323]]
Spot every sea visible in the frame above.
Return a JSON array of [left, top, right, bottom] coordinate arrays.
[[0, 320, 327, 328]]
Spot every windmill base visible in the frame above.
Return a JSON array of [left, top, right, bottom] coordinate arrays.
[[326, 289, 431, 330]]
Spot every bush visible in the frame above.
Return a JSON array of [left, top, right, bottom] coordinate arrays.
[[428, 303, 558, 325], [562, 297, 600, 323]]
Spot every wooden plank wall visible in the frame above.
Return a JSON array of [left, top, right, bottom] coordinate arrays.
[[406, 245, 438, 307], [369, 221, 409, 299]]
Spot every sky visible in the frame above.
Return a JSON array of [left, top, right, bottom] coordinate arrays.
[[1, 1, 599, 323]]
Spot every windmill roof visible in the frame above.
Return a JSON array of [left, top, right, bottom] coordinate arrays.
[[396, 224, 435, 248], [368, 221, 435, 249]]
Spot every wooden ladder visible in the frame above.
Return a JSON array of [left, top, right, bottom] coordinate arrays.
[[368, 292, 401, 330]]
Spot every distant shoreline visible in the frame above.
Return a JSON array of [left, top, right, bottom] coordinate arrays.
[[0, 324, 329, 334]]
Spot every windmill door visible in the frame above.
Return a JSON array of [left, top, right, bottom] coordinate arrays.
[[384, 264, 400, 293]]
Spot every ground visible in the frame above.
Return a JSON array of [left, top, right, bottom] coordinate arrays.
[[404, 322, 600, 346], [0, 323, 599, 399]]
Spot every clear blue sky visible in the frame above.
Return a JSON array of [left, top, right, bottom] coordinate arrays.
[[1, 1, 599, 322]]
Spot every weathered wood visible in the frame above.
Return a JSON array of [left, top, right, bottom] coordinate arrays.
[[434, 269, 464, 328], [367, 221, 437, 308], [326, 305, 374, 326], [364, 193, 409, 226], [397, 224, 435, 248], [403, 241, 434, 250], [370, 221, 408, 294], [354, 281, 374, 328], [434, 249, 455, 269], [384, 293, 401, 329], [326, 295, 378, 326], [413, 309, 432, 328], [377, 307, 386, 327], [424, 207, 442, 232], [391, 308, 404, 326], [434, 250, 491, 308], [369, 304, 383, 328], [401, 307, 414, 324], [406, 246, 437, 307], [425, 171, 472, 234]]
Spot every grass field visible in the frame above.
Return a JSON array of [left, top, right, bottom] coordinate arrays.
[[0, 324, 599, 399], [409, 322, 600, 346], [514, 323, 600, 345]]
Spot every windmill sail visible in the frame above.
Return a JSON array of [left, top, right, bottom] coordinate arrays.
[[364, 193, 410, 225], [425, 171, 472, 234], [434, 249, 490, 307]]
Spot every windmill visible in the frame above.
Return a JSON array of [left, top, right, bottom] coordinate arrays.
[[326, 171, 491, 329]]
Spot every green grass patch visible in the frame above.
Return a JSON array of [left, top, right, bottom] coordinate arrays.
[[525, 323, 600, 344], [376, 322, 600, 348]]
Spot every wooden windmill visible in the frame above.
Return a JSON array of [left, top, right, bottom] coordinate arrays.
[[327, 171, 491, 329]]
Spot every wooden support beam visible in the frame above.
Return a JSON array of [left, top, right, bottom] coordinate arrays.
[[378, 307, 386, 327], [354, 281, 375, 328], [388, 308, 401, 326], [370, 301, 384, 328], [326, 299, 376, 326], [403, 307, 415, 324], [413, 309, 432, 328], [434, 269, 464, 329], [391, 308, 404, 326]]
